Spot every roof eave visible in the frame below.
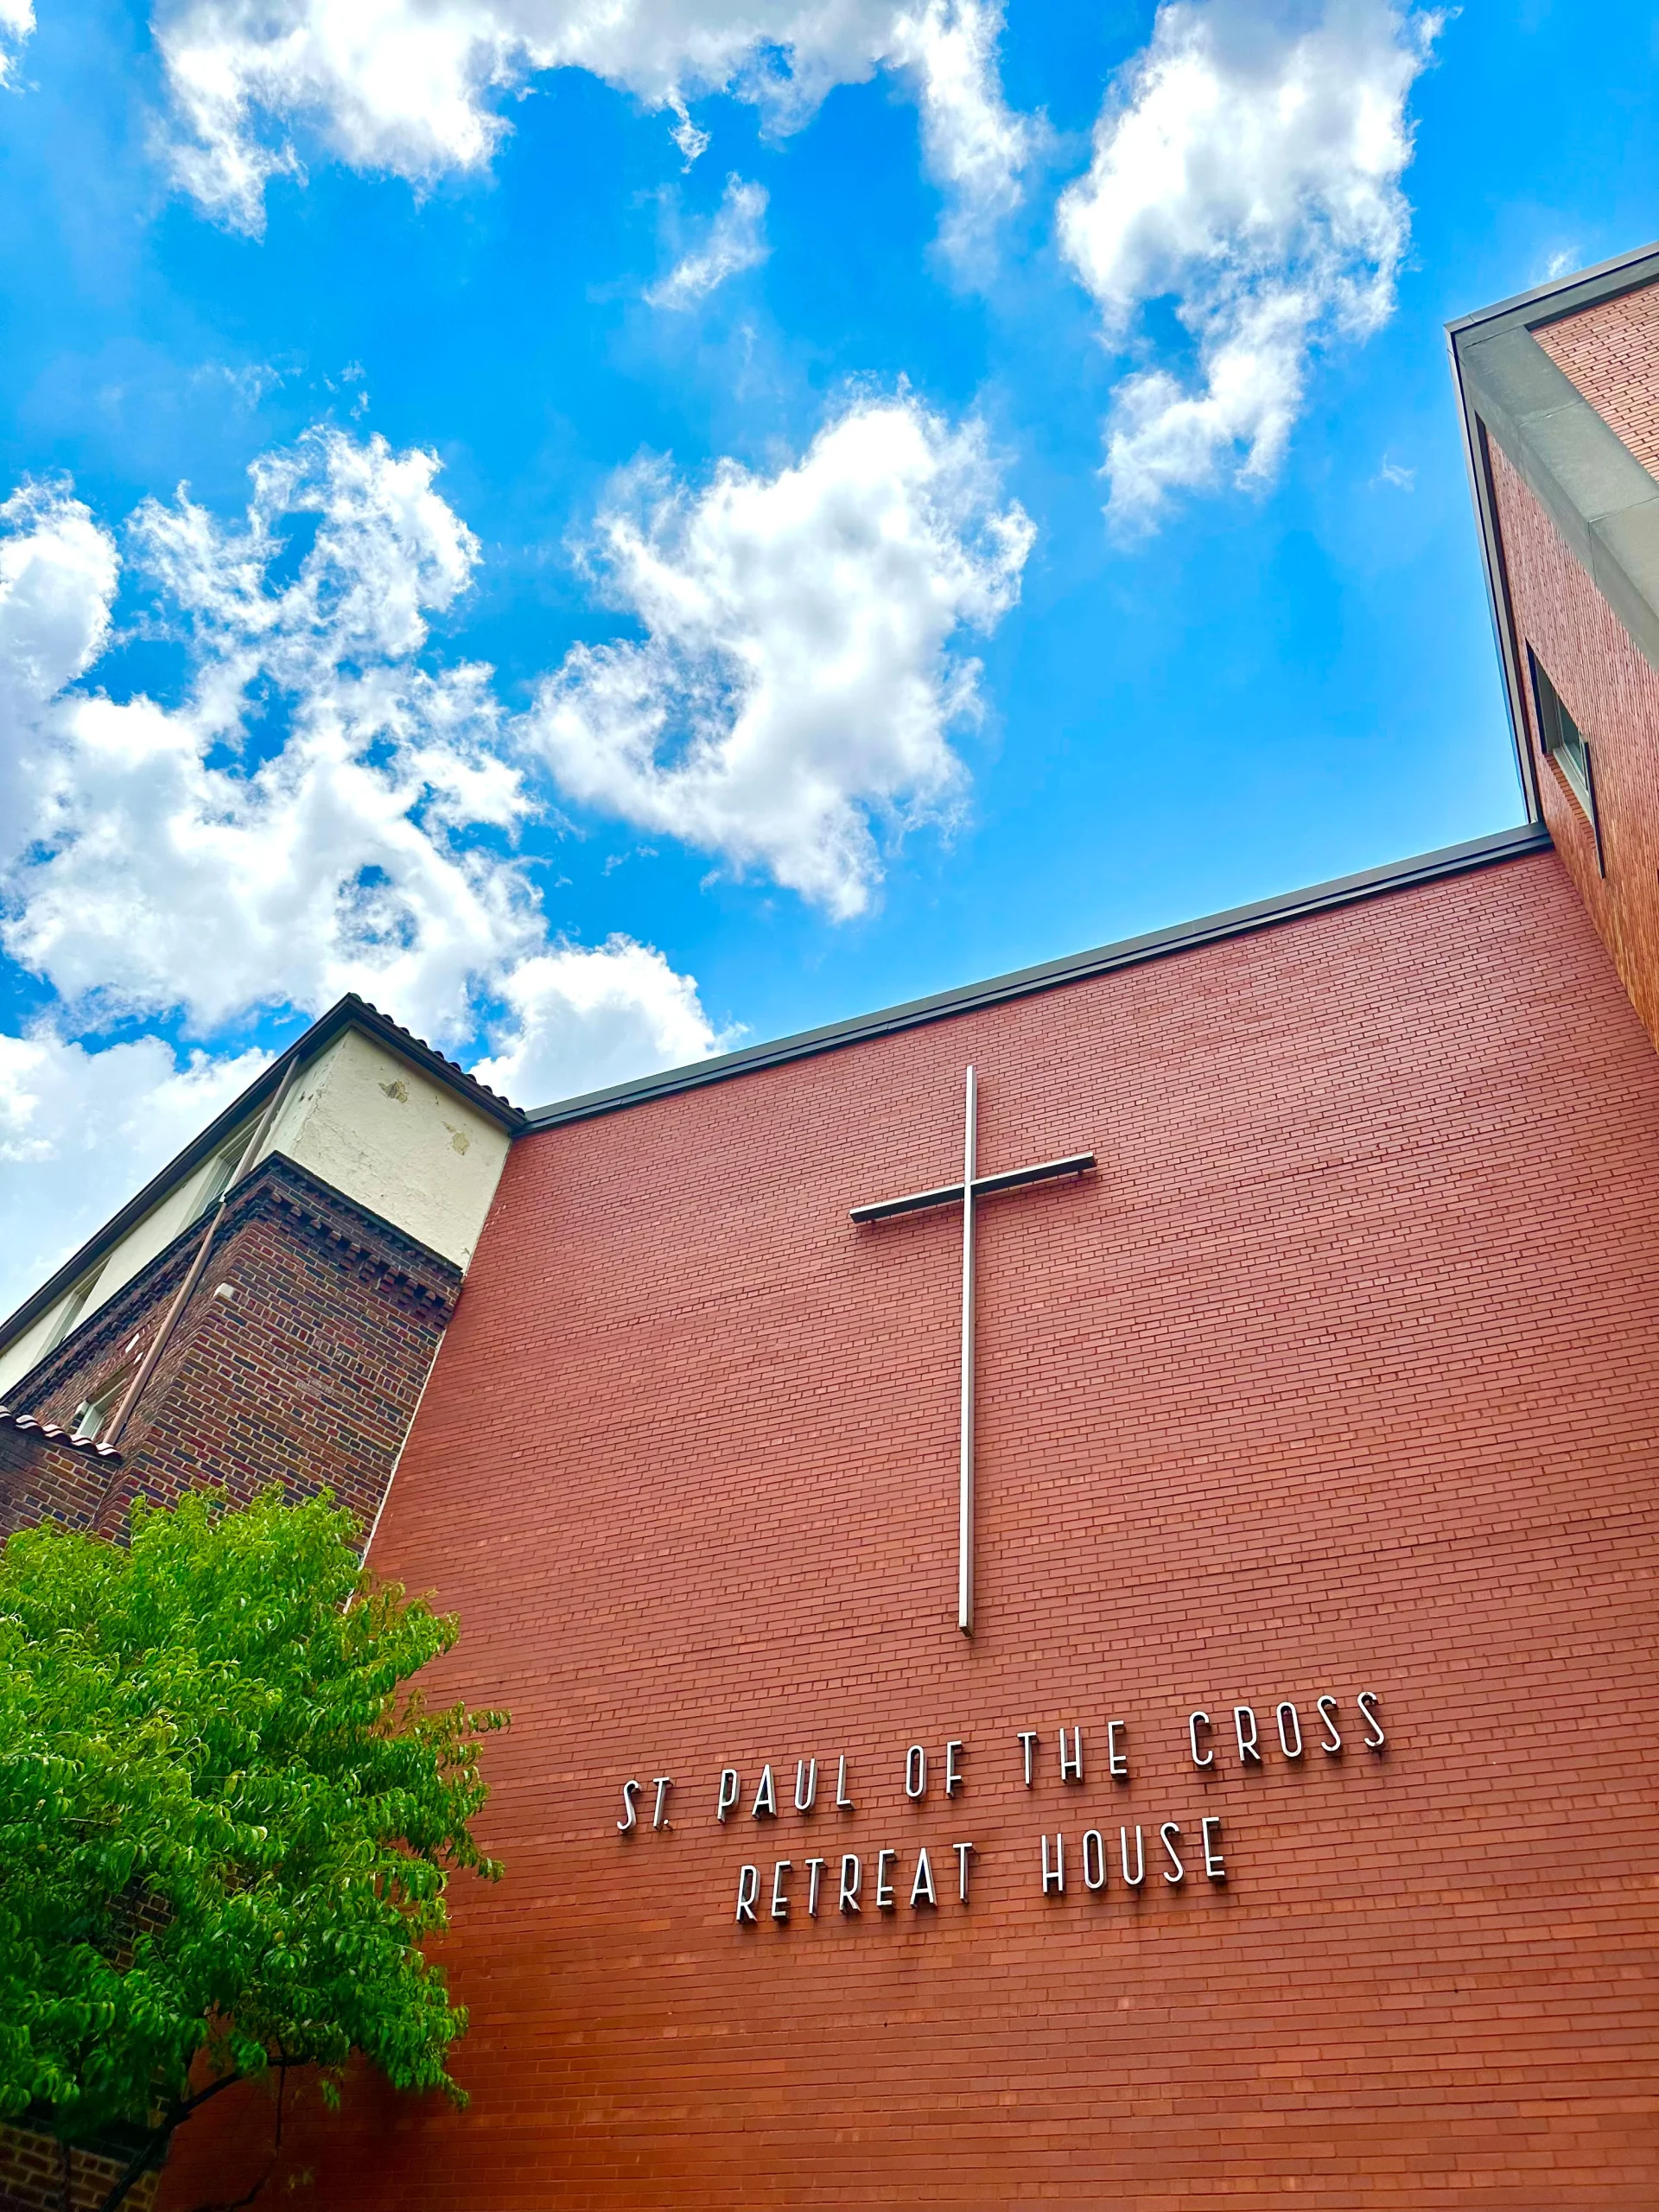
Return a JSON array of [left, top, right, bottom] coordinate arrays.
[[0, 995, 526, 1356], [525, 822, 1554, 1130], [1446, 241, 1659, 825]]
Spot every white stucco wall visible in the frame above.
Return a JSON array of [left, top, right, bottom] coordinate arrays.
[[0, 1306, 76, 1397], [269, 1029, 511, 1268], [0, 1309, 55, 1397], [0, 1122, 259, 1397], [0, 1024, 513, 1395]]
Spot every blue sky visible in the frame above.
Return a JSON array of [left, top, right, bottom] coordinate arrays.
[[1, 0, 1656, 1309]]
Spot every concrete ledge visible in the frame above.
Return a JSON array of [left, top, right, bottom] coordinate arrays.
[[1459, 322, 1659, 679], [1452, 247, 1659, 690]]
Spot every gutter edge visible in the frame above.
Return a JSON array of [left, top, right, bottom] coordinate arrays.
[[527, 823, 1554, 1131]]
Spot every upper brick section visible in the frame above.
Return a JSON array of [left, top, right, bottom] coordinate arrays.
[[3, 1154, 460, 1544], [0, 995, 521, 1401], [1452, 248, 1659, 1046], [1535, 280, 1659, 479], [1488, 439, 1659, 1044]]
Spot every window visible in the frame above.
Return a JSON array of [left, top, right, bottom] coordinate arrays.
[[192, 1135, 249, 1223], [73, 1378, 124, 1441], [1529, 648, 1605, 875], [43, 1268, 103, 1355], [1530, 649, 1592, 805]]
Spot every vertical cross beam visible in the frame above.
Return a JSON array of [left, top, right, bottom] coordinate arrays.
[[959, 1065, 977, 1637], [851, 1072, 1095, 1641]]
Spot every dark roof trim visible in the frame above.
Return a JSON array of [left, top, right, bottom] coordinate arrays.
[[0, 1406, 120, 1461], [1447, 245, 1659, 799], [0, 995, 525, 1356], [1446, 241, 1659, 340], [307, 995, 526, 1133], [527, 823, 1552, 1129]]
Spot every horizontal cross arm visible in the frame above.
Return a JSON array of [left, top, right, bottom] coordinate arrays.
[[850, 1150, 1095, 1224], [850, 1179, 966, 1224], [970, 1151, 1096, 1200]]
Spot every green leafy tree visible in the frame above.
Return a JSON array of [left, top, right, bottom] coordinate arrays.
[[0, 1488, 506, 2211]]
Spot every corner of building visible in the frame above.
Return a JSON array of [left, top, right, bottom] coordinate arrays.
[[1450, 242, 1659, 1048], [0, 997, 525, 1548]]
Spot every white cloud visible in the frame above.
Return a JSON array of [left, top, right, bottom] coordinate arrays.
[[0, 480, 118, 838], [889, 0, 1033, 252], [1057, 0, 1439, 526], [0, 434, 721, 1125], [647, 175, 768, 310], [474, 938, 722, 1103], [525, 393, 1033, 919], [0, 486, 119, 694], [0, 0, 32, 86], [667, 93, 710, 168], [3, 433, 539, 1041], [156, 0, 1030, 244], [0, 1029, 268, 1323], [0, 386, 1032, 1278]]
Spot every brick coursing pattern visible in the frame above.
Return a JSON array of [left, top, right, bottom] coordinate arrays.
[[0, 1154, 460, 2212], [1535, 281, 1659, 480], [165, 852, 1659, 2211], [1487, 435, 1659, 1048], [6, 1154, 459, 1540], [0, 1426, 118, 1542], [0, 2131, 161, 2212]]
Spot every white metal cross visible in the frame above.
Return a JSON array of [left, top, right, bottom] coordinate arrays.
[[851, 1068, 1095, 1638]]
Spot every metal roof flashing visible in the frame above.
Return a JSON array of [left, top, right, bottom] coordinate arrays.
[[525, 823, 1553, 1129], [1446, 243, 1659, 342]]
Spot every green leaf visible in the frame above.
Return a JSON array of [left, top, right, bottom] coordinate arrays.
[[0, 1488, 506, 2149]]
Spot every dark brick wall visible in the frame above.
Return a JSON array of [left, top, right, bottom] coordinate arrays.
[[165, 848, 1659, 2211], [0, 1423, 117, 1541], [0, 2128, 161, 2212], [7, 1154, 460, 1541]]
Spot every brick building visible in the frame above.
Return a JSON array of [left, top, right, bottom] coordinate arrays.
[[6, 247, 1659, 2209]]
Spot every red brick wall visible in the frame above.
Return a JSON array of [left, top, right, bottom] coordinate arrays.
[[0, 1421, 117, 1540], [1535, 281, 1659, 478], [8, 1155, 458, 1541], [0, 2128, 160, 2212], [1488, 435, 1659, 1047], [163, 849, 1659, 2209]]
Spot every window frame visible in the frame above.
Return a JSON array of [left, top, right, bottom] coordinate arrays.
[[43, 1268, 103, 1357], [1528, 646, 1605, 877], [72, 1377, 125, 1442], [191, 1135, 250, 1224]]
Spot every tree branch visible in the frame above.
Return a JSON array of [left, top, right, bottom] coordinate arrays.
[[175, 2074, 254, 2121], [91, 2120, 175, 2212], [89, 2063, 269, 2212], [184, 2062, 289, 2212]]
